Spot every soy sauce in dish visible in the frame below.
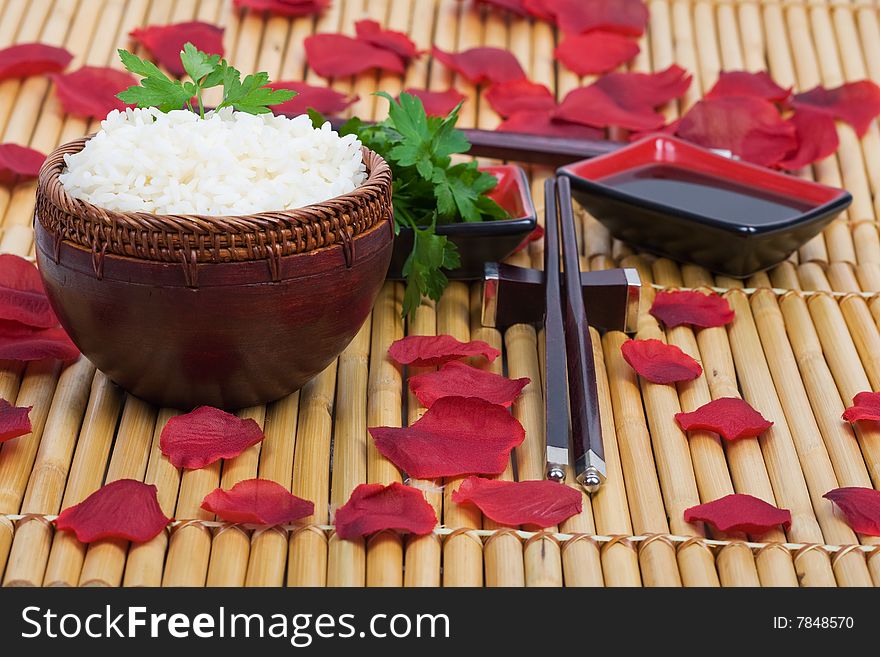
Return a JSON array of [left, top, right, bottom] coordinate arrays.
[[600, 164, 813, 225]]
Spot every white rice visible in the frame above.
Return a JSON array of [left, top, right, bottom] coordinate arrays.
[[59, 107, 367, 216]]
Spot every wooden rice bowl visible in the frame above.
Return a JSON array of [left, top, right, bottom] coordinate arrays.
[[34, 138, 393, 410]]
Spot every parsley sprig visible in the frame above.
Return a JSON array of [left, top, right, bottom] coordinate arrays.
[[327, 92, 507, 318], [117, 43, 295, 116]]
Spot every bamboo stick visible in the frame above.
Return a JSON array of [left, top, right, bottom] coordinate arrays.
[[326, 322, 371, 587], [724, 289, 836, 586], [245, 392, 299, 587], [774, 3, 855, 268], [581, 326, 639, 586], [0, 360, 61, 515], [840, 295, 880, 392], [752, 290, 871, 586], [3, 357, 95, 586], [365, 282, 404, 586], [338, 0, 373, 118], [0, 0, 54, 223], [807, 293, 880, 487], [798, 263, 833, 292], [469, 286, 526, 586], [42, 372, 124, 586], [693, 1, 721, 93], [79, 396, 156, 586], [123, 409, 182, 587], [806, 4, 877, 266], [602, 330, 680, 586], [287, 362, 337, 586], [366, 0, 413, 121], [162, 460, 222, 586], [670, 0, 702, 111], [205, 406, 265, 586], [278, 7, 312, 80], [401, 295, 441, 587], [436, 281, 486, 586], [0, 515, 11, 582], [653, 260, 759, 586]]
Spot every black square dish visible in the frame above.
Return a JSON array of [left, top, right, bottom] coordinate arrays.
[[557, 136, 852, 278]]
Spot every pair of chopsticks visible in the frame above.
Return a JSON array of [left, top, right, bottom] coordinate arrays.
[[543, 177, 606, 492]]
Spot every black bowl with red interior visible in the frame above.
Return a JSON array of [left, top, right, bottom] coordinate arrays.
[[557, 135, 852, 278], [386, 164, 537, 280]]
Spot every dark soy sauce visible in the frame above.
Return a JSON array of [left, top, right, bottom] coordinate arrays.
[[600, 165, 813, 225]]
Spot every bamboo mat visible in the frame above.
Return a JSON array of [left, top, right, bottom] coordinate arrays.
[[1, 0, 880, 587]]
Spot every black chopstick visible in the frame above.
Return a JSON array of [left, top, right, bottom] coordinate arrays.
[[542, 179, 569, 483], [325, 117, 620, 166], [557, 176, 606, 492]]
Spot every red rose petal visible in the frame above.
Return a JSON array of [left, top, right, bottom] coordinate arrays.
[[555, 31, 640, 77], [676, 96, 798, 167], [401, 88, 466, 116], [649, 289, 734, 329], [388, 334, 500, 367], [431, 46, 526, 85], [54, 479, 170, 543], [484, 79, 555, 118], [793, 80, 880, 137], [233, 0, 329, 17], [0, 323, 79, 361], [777, 107, 839, 170], [0, 253, 57, 328], [201, 478, 314, 525], [130, 22, 223, 78], [408, 361, 529, 408], [51, 66, 136, 118], [593, 65, 692, 108], [0, 43, 72, 81], [369, 396, 525, 478], [705, 70, 791, 103], [0, 398, 31, 442], [497, 110, 605, 139], [842, 391, 880, 423], [675, 397, 773, 441], [0, 143, 46, 185], [160, 406, 265, 470], [268, 81, 357, 116], [512, 223, 545, 254], [355, 19, 419, 62], [684, 494, 791, 537], [476, 0, 530, 15], [334, 482, 437, 540], [554, 66, 691, 131], [823, 487, 880, 537], [526, 0, 649, 36], [304, 34, 405, 78], [452, 476, 582, 528], [620, 338, 702, 384], [554, 85, 666, 131]]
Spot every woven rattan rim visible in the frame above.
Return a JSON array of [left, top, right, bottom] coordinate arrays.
[[35, 137, 393, 268]]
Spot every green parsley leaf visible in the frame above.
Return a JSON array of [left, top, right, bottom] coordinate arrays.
[[117, 43, 295, 118], [401, 224, 461, 318], [180, 43, 221, 83]]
